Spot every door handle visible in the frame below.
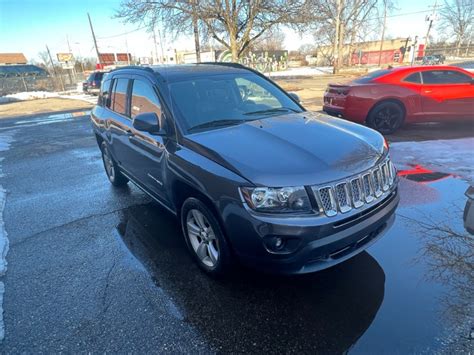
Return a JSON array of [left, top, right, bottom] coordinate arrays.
[[424, 90, 432, 93], [125, 130, 134, 137]]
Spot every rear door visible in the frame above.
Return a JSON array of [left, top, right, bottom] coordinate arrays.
[[107, 77, 135, 173], [420, 69, 474, 118]]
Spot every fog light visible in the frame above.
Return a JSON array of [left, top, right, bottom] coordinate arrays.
[[263, 236, 301, 254], [274, 237, 283, 249], [265, 236, 286, 252]]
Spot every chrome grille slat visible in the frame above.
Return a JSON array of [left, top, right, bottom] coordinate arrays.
[[362, 173, 374, 203], [350, 178, 364, 208], [335, 183, 351, 213], [372, 168, 383, 197], [318, 187, 337, 217], [312, 157, 396, 217]]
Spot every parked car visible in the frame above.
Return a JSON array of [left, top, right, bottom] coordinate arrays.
[[323, 65, 474, 134], [83, 71, 105, 95], [91, 64, 399, 275], [422, 54, 445, 65]]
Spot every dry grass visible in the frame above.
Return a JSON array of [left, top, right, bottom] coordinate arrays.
[[0, 98, 92, 119]]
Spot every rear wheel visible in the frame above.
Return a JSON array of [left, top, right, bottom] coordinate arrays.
[[100, 142, 128, 187], [181, 197, 233, 276], [367, 101, 405, 135]]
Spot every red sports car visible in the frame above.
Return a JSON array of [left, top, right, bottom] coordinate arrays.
[[323, 65, 474, 134]]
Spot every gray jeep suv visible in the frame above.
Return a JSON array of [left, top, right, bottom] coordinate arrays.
[[91, 63, 399, 275]]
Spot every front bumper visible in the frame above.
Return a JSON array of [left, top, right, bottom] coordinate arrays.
[[225, 188, 399, 274]]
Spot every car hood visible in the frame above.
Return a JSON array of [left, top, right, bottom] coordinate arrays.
[[184, 112, 386, 187]]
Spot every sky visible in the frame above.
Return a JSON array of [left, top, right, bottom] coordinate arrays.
[[0, 0, 437, 63]]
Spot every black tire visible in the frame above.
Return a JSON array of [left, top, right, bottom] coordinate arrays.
[[181, 197, 233, 276], [100, 141, 128, 187], [366, 101, 405, 135]]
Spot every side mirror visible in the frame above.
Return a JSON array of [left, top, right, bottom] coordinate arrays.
[[132, 112, 164, 135], [289, 92, 301, 103]]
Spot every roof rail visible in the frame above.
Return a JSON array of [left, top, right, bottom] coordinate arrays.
[[109, 65, 155, 73], [199, 61, 248, 70]]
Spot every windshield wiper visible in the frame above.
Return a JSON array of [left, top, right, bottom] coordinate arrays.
[[244, 107, 300, 116], [188, 119, 250, 132]]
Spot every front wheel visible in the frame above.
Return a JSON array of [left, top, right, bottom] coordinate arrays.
[[366, 101, 405, 135], [181, 197, 233, 276]]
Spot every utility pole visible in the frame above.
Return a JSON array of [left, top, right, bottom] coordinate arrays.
[[157, 28, 165, 63], [66, 35, 76, 82], [125, 39, 131, 65], [332, 0, 342, 74], [88, 13, 101, 68], [46, 44, 65, 91], [401, 37, 410, 63], [378, 0, 387, 67], [191, 0, 201, 63], [152, 19, 160, 64], [411, 36, 418, 66], [424, 0, 438, 56]]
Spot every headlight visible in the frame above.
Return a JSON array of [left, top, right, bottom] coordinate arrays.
[[240, 186, 312, 213]]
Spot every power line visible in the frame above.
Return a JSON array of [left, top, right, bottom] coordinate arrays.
[[96, 25, 148, 39]]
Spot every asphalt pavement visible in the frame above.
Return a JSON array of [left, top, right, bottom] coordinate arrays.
[[0, 111, 472, 353]]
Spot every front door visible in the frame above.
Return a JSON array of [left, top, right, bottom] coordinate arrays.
[[125, 76, 171, 205], [420, 69, 474, 119]]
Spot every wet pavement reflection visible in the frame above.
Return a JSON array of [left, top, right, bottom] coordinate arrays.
[[116, 203, 385, 353], [114, 170, 473, 353]]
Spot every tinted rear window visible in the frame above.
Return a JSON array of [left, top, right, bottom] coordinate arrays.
[[404, 72, 422, 84], [422, 70, 471, 84], [353, 69, 392, 83], [94, 72, 104, 80]]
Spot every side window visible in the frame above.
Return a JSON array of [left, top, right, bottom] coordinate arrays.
[[99, 78, 111, 107], [422, 70, 471, 84], [404, 72, 421, 84], [130, 80, 162, 119], [112, 78, 130, 116]]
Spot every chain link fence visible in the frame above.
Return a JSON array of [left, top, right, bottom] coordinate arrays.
[[0, 72, 86, 96]]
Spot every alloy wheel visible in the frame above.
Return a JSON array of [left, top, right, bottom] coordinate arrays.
[[374, 106, 401, 132], [102, 146, 115, 181], [186, 209, 219, 268]]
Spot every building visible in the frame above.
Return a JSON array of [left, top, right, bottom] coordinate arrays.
[[315, 38, 415, 66], [0, 53, 28, 65]]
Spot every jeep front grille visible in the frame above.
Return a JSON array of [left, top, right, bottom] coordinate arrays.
[[312, 157, 396, 217]]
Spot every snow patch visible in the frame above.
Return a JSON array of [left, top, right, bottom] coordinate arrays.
[[0, 132, 14, 342], [0, 91, 97, 105], [266, 66, 332, 77], [391, 138, 474, 183]]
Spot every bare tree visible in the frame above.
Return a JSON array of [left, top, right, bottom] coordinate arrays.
[[438, 0, 474, 56], [252, 28, 286, 51], [307, 0, 380, 73], [38, 51, 50, 69], [117, 0, 307, 61]]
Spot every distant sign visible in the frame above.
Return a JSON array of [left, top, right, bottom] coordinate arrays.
[[116, 53, 131, 62], [57, 53, 74, 62], [98, 53, 115, 65], [61, 62, 74, 70]]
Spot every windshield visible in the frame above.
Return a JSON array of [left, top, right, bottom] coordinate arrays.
[[353, 69, 392, 84], [168, 73, 303, 133]]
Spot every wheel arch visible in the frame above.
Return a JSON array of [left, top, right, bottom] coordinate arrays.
[[172, 179, 236, 251], [366, 98, 407, 123]]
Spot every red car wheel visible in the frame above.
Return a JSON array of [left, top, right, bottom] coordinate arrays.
[[367, 101, 405, 135]]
